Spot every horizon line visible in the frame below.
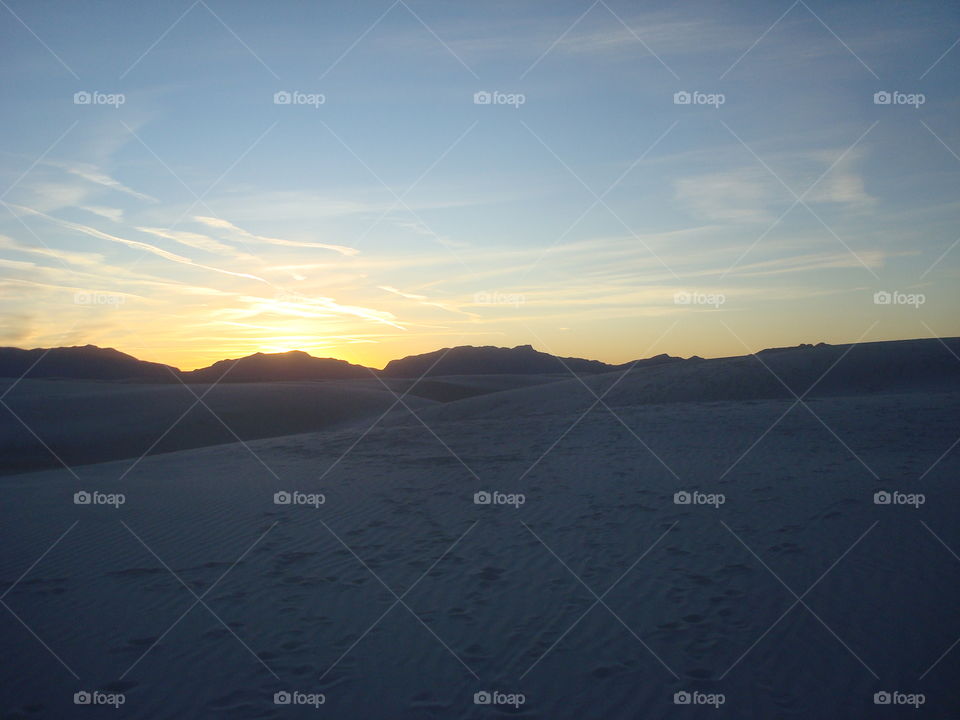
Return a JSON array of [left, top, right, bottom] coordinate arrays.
[[2, 333, 957, 374]]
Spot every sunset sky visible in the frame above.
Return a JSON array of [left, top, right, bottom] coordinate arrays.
[[1, 0, 958, 370]]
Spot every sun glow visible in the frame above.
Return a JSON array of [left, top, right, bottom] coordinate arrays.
[[256, 338, 338, 356]]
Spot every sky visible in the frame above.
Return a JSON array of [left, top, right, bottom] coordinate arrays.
[[0, 0, 958, 371]]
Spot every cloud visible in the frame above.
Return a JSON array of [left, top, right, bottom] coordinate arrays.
[[10, 205, 267, 284], [674, 147, 874, 225], [674, 168, 779, 224], [6, 158, 152, 215], [804, 149, 874, 209], [194, 216, 359, 256], [135, 226, 240, 255], [731, 249, 886, 277], [82, 206, 125, 223], [0, 274, 144, 302], [227, 292, 406, 330], [60, 163, 157, 203], [379, 284, 479, 318], [0, 233, 249, 301], [0, 234, 105, 267], [559, 16, 748, 58], [395, 220, 469, 249]]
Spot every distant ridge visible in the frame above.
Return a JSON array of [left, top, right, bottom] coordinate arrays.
[[382, 344, 623, 377], [0, 343, 678, 382], [1, 338, 955, 384], [0, 345, 176, 382], [180, 351, 370, 383]]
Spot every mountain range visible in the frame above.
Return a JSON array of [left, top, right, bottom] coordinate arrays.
[[3, 337, 958, 475], [4, 338, 956, 386], [0, 343, 684, 383]]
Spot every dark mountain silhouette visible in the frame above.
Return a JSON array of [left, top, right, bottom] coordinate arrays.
[[14, 341, 918, 385], [621, 352, 688, 371], [180, 351, 370, 383], [0, 343, 670, 382], [383, 344, 623, 377], [382, 346, 688, 378], [0, 345, 176, 382]]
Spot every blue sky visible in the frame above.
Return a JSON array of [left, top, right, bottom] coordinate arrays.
[[1, 0, 958, 369]]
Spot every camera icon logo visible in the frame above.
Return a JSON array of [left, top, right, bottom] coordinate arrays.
[[673, 91, 691, 105], [74, 490, 91, 505], [473, 491, 492, 505], [274, 491, 292, 505], [874, 491, 891, 505], [74, 91, 91, 105], [673, 491, 691, 505], [473, 91, 492, 105], [274, 91, 292, 105], [74, 691, 92, 704], [674, 691, 692, 704], [874, 691, 891, 704], [474, 691, 492, 704], [274, 691, 292, 704], [873, 290, 891, 305], [673, 291, 691, 304], [873, 91, 891, 105]]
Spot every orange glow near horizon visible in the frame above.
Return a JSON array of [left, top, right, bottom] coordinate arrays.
[[89, 319, 951, 374]]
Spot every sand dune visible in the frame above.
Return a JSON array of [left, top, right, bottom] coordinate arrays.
[[0, 380, 435, 476], [1, 386, 957, 717], [0, 374, 575, 475]]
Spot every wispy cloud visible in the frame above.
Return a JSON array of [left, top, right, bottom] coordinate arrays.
[[558, 15, 749, 58], [379, 284, 479, 318], [135, 226, 241, 255], [194, 216, 359, 256], [81, 205, 125, 223], [11, 205, 267, 283], [31, 159, 158, 203], [675, 169, 778, 224], [0, 234, 104, 267], [222, 292, 406, 330]]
